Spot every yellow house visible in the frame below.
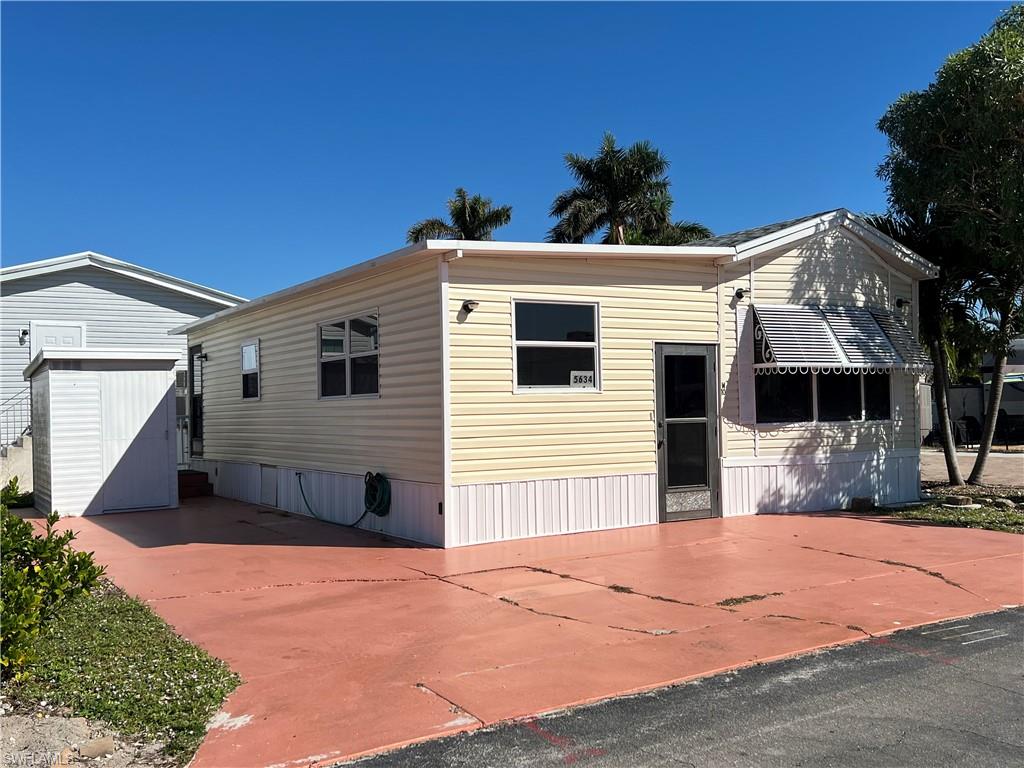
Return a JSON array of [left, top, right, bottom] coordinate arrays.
[[176, 209, 936, 547]]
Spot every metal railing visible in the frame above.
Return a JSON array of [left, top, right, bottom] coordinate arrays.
[[0, 387, 31, 448], [176, 415, 189, 467]]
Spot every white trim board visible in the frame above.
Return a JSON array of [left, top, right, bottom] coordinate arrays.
[[1, 251, 243, 307], [722, 448, 920, 468]]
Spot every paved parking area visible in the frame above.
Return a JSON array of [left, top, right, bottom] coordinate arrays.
[[62, 499, 1024, 768], [920, 449, 1024, 486], [351, 609, 1024, 767]]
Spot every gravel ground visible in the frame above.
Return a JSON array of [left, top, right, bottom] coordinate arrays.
[[0, 704, 171, 768]]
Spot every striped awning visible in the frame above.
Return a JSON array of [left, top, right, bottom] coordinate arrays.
[[752, 304, 931, 374]]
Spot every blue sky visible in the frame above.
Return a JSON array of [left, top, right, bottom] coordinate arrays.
[[1, 2, 1004, 299]]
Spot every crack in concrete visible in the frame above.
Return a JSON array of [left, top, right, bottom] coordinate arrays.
[[796, 544, 989, 601], [413, 683, 484, 727], [755, 613, 873, 639], [147, 574, 432, 601], [406, 566, 680, 637], [525, 566, 738, 615]]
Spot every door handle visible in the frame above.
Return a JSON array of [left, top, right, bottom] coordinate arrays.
[[657, 420, 664, 449]]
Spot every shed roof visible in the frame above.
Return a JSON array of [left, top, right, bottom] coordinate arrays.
[[0, 251, 244, 308], [24, 347, 181, 379]]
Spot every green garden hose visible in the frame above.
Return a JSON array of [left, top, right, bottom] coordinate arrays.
[[296, 470, 391, 529]]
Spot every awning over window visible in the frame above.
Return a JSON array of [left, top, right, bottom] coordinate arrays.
[[752, 304, 931, 374]]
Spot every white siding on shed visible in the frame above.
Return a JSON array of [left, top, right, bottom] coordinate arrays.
[[29, 357, 178, 517]]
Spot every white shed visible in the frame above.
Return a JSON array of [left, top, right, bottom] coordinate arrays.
[[26, 349, 180, 517]]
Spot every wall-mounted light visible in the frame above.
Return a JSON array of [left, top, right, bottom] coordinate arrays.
[[18, 329, 29, 346], [734, 288, 748, 300], [196, 352, 209, 361], [895, 298, 911, 310], [461, 300, 480, 314]]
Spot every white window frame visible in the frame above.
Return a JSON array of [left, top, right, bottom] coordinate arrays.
[[316, 310, 381, 401], [754, 369, 893, 426], [240, 338, 260, 401], [512, 298, 601, 393]]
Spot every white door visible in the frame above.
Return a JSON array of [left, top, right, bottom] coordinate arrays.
[[31, 322, 85, 356], [100, 370, 173, 511]]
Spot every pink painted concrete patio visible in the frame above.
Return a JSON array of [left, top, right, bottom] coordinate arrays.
[[62, 498, 1023, 768]]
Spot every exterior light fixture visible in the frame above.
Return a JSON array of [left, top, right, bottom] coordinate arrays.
[[734, 288, 748, 300], [461, 300, 480, 314], [18, 329, 29, 345], [895, 298, 911, 310]]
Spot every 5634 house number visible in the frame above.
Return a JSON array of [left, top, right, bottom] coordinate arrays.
[[570, 370, 595, 388]]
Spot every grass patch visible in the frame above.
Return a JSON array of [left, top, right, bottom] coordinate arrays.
[[4, 581, 239, 762], [889, 504, 1024, 535]]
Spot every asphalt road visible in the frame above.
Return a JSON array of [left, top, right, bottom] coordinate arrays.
[[346, 609, 1023, 768]]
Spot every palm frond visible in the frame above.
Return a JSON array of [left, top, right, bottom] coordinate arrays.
[[406, 218, 459, 243]]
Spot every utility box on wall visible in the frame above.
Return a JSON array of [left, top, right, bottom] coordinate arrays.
[[26, 348, 180, 516]]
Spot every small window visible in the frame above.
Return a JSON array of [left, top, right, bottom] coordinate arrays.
[[241, 340, 259, 400], [514, 301, 598, 390], [318, 313, 379, 398], [864, 371, 892, 420], [816, 371, 862, 422], [755, 371, 813, 423]]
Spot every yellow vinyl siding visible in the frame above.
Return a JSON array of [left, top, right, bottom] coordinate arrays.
[[448, 256, 718, 485], [190, 257, 443, 483], [720, 230, 922, 458]]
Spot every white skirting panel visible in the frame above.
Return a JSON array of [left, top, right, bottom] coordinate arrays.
[[720, 450, 921, 517], [189, 459, 443, 546], [447, 472, 658, 548]]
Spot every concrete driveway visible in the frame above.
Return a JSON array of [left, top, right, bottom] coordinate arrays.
[[63, 499, 1023, 768]]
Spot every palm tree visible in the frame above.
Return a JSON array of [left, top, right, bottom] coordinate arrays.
[[407, 188, 512, 243], [865, 212, 981, 486], [625, 220, 713, 246], [548, 132, 709, 245]]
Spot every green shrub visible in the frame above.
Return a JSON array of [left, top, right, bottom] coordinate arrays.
[[1, 476, 34, 508], [0, 504, 104, 678]]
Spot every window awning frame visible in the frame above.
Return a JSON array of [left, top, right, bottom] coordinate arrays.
[[751, 303, 931, 375]]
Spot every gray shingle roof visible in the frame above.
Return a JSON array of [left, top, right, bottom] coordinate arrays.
[[687, 210, 839, 247]]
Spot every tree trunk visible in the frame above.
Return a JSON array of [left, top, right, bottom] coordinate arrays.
[[930, 338, 965, 486], [968, 353, 1007, 485]]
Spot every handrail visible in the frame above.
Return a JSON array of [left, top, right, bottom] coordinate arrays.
[[0, 386, 30, 412], [1, 387, 31, 447]]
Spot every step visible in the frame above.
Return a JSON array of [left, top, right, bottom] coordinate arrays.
[[178, 470, 213, 498]]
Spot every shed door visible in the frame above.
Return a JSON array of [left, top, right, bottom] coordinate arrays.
[[100, 371, 173, 511], [655, 344, 719, 521]]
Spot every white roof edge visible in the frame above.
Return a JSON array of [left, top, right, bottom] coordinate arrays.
[[422, 240, 736, 257], [0, 251, 246, 307], [713, 209, 939, 279], [172, 239, 733, 335], [24, 347, 182, 379]]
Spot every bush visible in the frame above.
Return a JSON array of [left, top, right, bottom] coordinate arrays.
[[0, 504, 104, 678], [1, 476, 34, 508]]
